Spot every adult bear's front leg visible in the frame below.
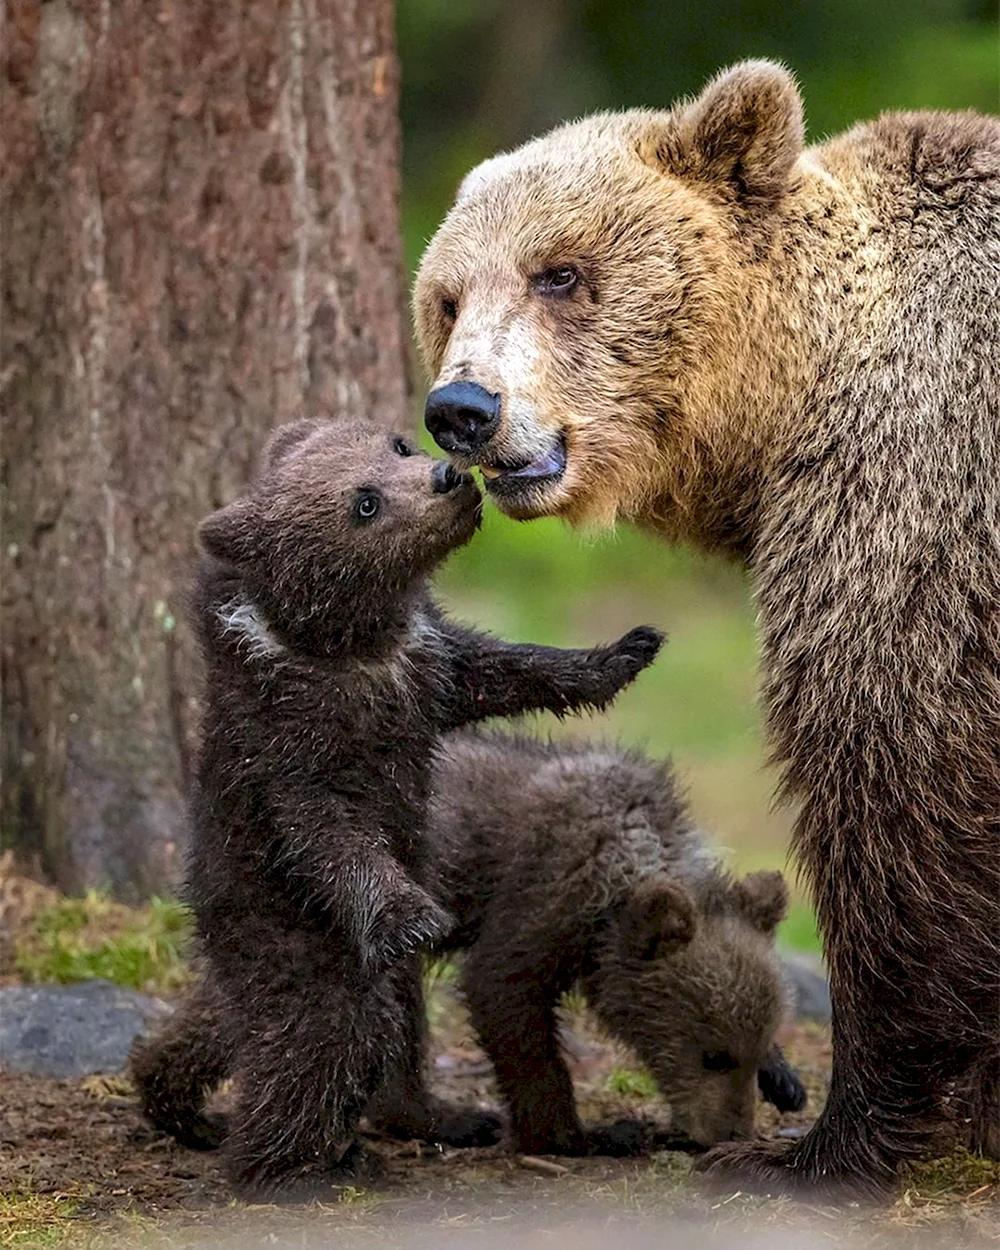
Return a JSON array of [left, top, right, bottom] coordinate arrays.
[[696, 1041, 911, 1199], [695, 868, 968, 1197]]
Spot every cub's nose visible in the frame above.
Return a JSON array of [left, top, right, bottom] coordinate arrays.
[[424, 381, 501, 455], [431, 459, 466, 494]]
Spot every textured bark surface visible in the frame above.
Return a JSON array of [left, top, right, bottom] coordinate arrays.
[[1, 0, 409, 898]]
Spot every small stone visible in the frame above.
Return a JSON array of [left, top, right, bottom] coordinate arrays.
[[780, 953, 831, 1025], [0, 979, 172, 1078]]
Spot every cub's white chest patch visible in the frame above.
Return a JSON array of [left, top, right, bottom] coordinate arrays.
[[216, 597, 286, 661]]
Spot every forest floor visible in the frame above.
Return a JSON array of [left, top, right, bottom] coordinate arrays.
[[3, 984, 999, 1250], [2, 868, 999, 1249]]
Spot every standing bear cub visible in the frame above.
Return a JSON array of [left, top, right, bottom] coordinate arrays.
[[416, 61, 1000, 1192], [131, 418, 662, 1201]]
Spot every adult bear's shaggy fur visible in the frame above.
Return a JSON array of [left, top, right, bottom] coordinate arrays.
[[415, 62, 1000, 1194]]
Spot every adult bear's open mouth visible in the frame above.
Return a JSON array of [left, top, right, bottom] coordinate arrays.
[[477, 432, 567, 510]]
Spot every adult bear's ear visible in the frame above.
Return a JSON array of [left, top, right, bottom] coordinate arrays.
[[640, 60, 804, 207], [198, 498, 261, 566], [734, 870, 789, 935], [618, 876, 697, 961]]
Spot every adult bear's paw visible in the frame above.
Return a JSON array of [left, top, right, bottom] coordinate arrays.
[[694, 1137, 895, 1202]]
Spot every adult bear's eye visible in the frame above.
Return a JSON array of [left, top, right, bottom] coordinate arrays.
[[392, 436, 413, 457], [536, 265, 580, 298], [441, 296, 458, 321], [702, 1050, 739, 1072], [353, 490, 382, 524]]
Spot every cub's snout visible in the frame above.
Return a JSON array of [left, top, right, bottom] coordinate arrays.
[[430, 459, 471, 495]]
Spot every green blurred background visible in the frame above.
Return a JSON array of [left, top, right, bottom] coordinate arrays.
[[394, 1, 999, 954]]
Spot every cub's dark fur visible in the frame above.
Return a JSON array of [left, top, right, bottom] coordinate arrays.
[[406, 731, 802, 1154], [131, 418, 662, 1200], [136, 726, 804, 1162]]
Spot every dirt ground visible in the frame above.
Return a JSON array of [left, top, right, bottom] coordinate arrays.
[[2, 862, 998, 1248], [3, 985, 1000, 1250]]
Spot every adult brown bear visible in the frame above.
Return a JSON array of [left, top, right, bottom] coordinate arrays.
[[414, 61, 1000, 1195]]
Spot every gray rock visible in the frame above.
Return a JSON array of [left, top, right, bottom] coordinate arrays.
[[780, 953, 831, 1025], [0, 979, 172, 1078]]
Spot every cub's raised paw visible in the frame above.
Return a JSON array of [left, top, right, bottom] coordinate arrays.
[[362, 881, 454, 973], [602, 626, 665, 683]]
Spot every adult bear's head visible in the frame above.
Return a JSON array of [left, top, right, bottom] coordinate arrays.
[[414, 61, 806, 536]]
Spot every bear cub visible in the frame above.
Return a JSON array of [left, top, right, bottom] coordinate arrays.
[[131, 418, 662, 1200], [414, 731, 805, 1155]]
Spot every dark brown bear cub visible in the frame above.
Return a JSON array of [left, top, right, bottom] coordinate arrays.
[[400, 731, 803, 1155], [132, 418, 662, 1201]]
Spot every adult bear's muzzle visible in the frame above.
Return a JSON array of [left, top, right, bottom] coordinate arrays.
[[424, 380, 501, 455]]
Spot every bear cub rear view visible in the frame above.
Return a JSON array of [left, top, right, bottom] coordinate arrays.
[[131, 418, 663, 1201], [421, 732, 804, 1154]]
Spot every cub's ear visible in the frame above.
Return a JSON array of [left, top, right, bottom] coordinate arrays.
[[618, 876, 696, 962], [735, 870, 788, 935], [198, 498, 261, 566], [261, 418, 327, 471], [642, 60, 804, 206]]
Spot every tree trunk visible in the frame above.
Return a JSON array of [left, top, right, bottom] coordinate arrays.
[[1, 0, 409, 899]]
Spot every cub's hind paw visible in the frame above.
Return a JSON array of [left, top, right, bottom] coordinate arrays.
[[173, 1110, 229, 1152], [431, 1108, 504, 1149], [584, 1118, 657, 1157], [229, 1139, 385, 1204]]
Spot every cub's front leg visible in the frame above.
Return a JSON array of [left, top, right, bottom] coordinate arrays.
[[435, 616, 664, 730], [269, 785, 453, 975]]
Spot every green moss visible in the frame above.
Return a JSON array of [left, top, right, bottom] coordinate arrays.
[[0, 1192, 77, 1248], [15, 893, 193, 994], [604, 1065, 658, 1099], [901, 1148, 1000, 1199]]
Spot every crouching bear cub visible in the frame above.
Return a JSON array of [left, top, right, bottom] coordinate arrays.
[[131, 418, 662, 1201], [412, 732, 803, 1155]]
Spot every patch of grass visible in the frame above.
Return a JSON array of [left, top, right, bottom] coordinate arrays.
[[15, 892, 193, 994], [778, 897, 823, 956], [0, 1191, 76, 1248], [604, 1065, 658, 1099], [899, 1148, 1000, 1204]]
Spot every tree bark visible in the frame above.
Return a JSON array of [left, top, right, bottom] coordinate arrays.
[[1, 0, 409, 899]]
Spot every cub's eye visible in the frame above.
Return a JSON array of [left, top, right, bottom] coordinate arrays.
[[441, 297, 458, 321], [353, 490, 381, 524], [392, 436, 413, 458], [536, 265, 580, 298], [702, 1050, 739, 1073]]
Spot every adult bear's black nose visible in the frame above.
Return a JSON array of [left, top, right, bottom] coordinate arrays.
[[424, 381, 501, 455]]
